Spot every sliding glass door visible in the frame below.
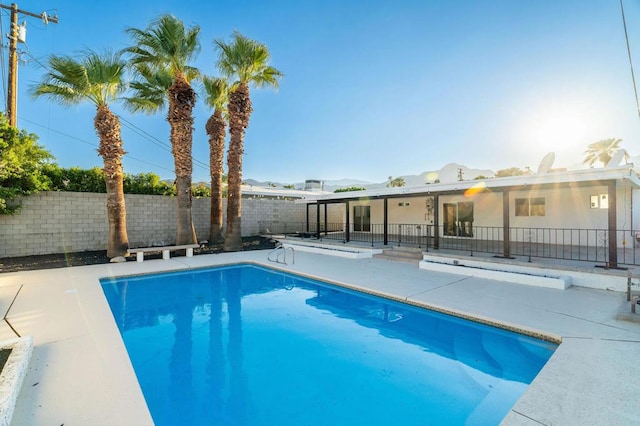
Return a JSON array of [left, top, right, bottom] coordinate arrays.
[[353, 205, 371, 232]]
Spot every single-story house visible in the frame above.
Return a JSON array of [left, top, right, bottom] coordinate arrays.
[[296, 161, 640, 268]]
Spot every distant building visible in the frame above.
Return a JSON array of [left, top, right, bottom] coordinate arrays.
[[242, 184, 326, 200], [305, 179, 323, 191]]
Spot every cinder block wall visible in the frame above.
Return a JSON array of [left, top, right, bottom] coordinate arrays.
[[0, 192, 341, 258]]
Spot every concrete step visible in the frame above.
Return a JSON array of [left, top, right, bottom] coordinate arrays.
[[373, 247, 424, 264]]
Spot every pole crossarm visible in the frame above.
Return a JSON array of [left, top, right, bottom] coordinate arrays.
[[1, 3, 58, 127], [0, 4, 58, 23]]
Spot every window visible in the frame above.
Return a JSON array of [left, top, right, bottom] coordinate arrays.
[[590, 194, 608, 209], [515, 197, 545, 216], [530, 198, 545, 216]]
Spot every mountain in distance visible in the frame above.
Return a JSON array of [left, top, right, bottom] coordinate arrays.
[[389, 163, 494, 188], [244, 163, 496, 191], [231, 156, 640, 192]]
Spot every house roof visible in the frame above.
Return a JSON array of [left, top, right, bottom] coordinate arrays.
[[295, 166, 640, 204], [241, 184, 330, 199]]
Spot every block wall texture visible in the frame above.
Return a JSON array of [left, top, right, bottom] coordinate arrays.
[[0, 192, 337, 258]]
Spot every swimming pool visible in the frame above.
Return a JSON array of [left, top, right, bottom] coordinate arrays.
[[101, 264, 557, 425]]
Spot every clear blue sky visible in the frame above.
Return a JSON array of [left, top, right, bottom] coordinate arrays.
[[3, 0, 640, 184]]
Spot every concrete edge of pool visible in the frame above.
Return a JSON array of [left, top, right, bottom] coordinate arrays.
[[0, 249, 639, 425], [256, 260, 564, 345]]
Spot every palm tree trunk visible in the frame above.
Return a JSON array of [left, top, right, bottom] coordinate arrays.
[[95, 105, 129, 258], [223, 83, 252, 252], [168, 74, 197, 245], [206, 109, 226, 244]]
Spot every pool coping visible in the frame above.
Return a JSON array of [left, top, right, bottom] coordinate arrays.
[[258, 261, 563, 345]]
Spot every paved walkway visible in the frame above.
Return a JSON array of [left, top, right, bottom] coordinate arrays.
[[1, 250, 639, 425]]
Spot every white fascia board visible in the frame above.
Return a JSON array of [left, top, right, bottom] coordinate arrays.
[[294, 166, 640, 204]]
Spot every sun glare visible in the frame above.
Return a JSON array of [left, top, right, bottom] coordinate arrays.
[[529, 107, 592, 151], [515, 99, 606, 167]]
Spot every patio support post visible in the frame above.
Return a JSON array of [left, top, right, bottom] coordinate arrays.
[[345, 201, 350, 242], [316, 203, 321, 239], [324, 203, 328, 236], [433, 195, 440, 249], [383, 198, 388, 245], [305, 203, 310, 233], [608, 180, 618, 268], [502, 190, 511, 258]]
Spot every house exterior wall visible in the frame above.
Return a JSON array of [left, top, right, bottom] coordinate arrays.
[[345, 197, 436, 230], [632, 187, 640, 231], [387, 197, 432, 224], [331, 181, 639, 248], [0, 192, 311, 258]]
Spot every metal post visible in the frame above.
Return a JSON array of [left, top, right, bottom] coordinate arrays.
[[324, 203, 328, 237], [345, 201, 350, 243], [316, 203, 320, 239], [433, 194, 440, 249], [383, 198, 388, 245], [608, 180, 618, 268], [502, 190, 511, 258]]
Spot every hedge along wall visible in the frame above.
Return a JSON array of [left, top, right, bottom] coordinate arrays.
[[0, 191, 342, 258]]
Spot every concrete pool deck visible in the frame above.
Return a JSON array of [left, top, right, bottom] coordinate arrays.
[[1, 250, 639, 425]]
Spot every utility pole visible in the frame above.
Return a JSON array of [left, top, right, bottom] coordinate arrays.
[[0, 3, 58, 127]]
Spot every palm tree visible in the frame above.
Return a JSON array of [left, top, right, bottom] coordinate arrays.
[[202, 76, 229, 244], [215, 31, 283, 251], [387, 176, 405, 187], [583, 138, 628, 167], [124, 15, 200, 245], [32, 50, 129, 259]]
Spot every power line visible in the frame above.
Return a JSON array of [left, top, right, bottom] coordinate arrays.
[[22, 41, 51, 70], [19, 117, 175, 173], [117, 113, 211, 172], [17, 38, 212, 175], [620, 0, 640, 121]]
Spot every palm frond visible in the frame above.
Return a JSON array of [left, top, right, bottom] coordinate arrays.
[[201, 76, 229, 111], [31, 50, 127, 108], [583, 138, 623, 166], [214, 31, 282, 89], [124, 14, 200, 78], [124, 72, 170, 113]]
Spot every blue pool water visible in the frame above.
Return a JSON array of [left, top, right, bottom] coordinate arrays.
[[101, 264, 557, 426]]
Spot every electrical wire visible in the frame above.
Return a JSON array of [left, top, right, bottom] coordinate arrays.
[[20, 47, 212, 175], [13, 11, 211, 178], [22, 41, 51, 71], [19, 116, 176, 174], [620, 0, 640, 121], [117, 114, 212, 172]]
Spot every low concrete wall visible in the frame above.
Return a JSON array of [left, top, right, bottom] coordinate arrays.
[[0, 192, 341, 258], [420, 255, 572, 290], [420, 252, 629, 292]]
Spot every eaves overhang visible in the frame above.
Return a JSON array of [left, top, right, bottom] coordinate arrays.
[[294, 166, 640, 205]]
